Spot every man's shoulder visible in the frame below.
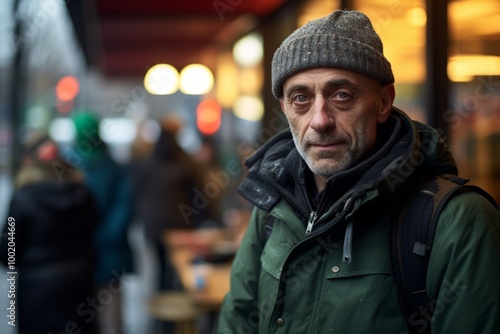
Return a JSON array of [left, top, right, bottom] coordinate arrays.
[[428, 181, 500, 258], [439, 187, 500, 226]]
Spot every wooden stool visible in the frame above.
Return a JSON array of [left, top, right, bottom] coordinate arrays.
[[147, 291, 201, 334]]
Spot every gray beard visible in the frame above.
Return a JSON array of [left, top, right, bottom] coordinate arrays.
[[290, 128, 364, 178]]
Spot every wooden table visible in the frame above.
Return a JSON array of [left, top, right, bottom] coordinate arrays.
[[162, 228, 241, 311], [147, 291, 200, 334]]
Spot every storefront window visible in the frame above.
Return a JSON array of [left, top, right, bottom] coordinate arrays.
[[354, 0, 427, 122], [448, 0, 500, 201]]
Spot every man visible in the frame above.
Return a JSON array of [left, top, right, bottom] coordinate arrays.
[[217, 10, 500, 334]]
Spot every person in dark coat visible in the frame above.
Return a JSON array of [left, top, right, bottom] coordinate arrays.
[[132, 118, 223, 333], [0, 133, 99, 334], [133, 118, 215, 292]]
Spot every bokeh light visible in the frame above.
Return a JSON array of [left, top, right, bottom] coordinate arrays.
[[196, 99, 222, 135], [144, 64, 179, 95], [179, 64, 214, 95], [233, 33, 263, 67], [56, 76, 79, 101]]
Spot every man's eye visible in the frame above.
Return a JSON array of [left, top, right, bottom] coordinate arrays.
[[294, 95, 308, 103], [336, 92, 350, 99]]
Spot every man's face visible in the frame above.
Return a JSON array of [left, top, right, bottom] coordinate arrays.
[[280, 68, 393, 186]]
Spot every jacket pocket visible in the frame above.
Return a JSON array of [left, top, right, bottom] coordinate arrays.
[[260, 220, 297, 279], [324, 242, 393, 279]]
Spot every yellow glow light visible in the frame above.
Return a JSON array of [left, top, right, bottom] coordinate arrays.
[[233, 95, 264, 122], [144, 64, 179, 95], [449, 2, 500, 37], [239, 67, 263, 95], [179, 64, 214, 95], [216, 53, 239, 108], [233, 33, 263, 67], [448, 54, 500, 82], [406, 7, 427, 27]]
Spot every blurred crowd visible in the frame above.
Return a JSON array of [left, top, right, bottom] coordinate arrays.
[[0, 110, 242, 334]]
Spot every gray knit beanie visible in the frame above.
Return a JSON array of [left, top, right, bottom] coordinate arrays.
[[271, 10, 394, 98]]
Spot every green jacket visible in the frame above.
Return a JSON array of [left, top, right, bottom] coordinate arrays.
[[217, 108, 500, 333]]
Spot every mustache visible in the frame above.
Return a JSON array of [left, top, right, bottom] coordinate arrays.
[[304, 133, 350, 146]]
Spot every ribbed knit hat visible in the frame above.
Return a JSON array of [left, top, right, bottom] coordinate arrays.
[[271, 10, 394, 98]]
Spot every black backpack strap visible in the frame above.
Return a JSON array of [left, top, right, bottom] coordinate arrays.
[[263, 213, 275, 242], [390, 174, 477, 334]]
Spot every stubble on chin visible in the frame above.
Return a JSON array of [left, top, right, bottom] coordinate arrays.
[[292, 131, 353, 177], [305, 153, 352, 177]]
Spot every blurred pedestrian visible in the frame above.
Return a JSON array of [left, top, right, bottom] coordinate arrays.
[[0, 133, 99, 334], [133, 118, 215, 293], [71, 111, 135, 334], [192, 135, 224, 226], [132, 117, 219, 333]]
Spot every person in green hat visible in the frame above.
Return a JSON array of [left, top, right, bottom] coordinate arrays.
[[71, 111, 135, 334]]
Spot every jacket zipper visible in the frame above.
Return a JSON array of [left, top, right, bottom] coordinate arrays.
[[305, 183, 338, 234], [263, 172, 344, 235], [265, 175, 319, 235], [305, 211, 317, 234]]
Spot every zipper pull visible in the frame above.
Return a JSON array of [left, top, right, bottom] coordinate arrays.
[[306, 211, 317, 234]]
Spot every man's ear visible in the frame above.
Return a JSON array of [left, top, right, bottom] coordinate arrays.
[[377, 84, 395, 123], [279, 99, 285, 113]]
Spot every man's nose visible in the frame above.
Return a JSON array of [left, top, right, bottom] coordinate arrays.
[[310, 97, 334, 132]]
